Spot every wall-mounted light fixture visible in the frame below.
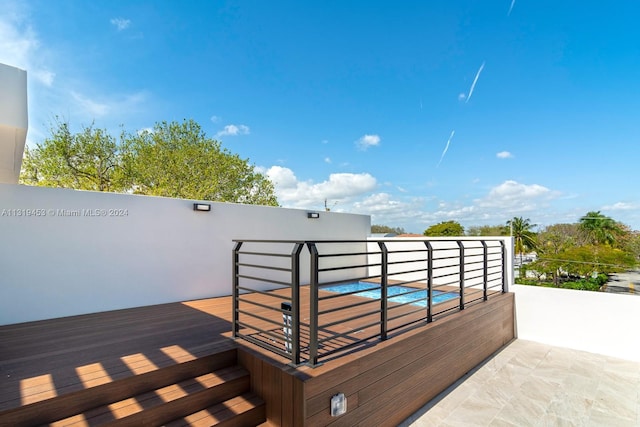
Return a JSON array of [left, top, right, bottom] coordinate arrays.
[[307, 212, 320, 219], [193, 203, 211, 212], [330, 392, 347, 416]]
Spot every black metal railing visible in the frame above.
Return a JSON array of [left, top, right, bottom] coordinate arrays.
[[232, 238, 508, 366]]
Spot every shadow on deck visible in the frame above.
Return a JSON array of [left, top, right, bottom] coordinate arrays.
[[0, 292, 515, 426]]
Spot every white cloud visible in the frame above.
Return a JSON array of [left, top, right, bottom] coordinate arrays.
[[216, 124, 250, 137], [476, 180, 558, 211], [496, 151, 513, 159], [210, 115, 221, 123], [110, 18, 131, 31], [266, 166, 377, 209], [355, 134, 381, 150], [70, 90, 148, 119], [458, 93, 466, 101], [602, 202, 636, 211], [324, 157, 332, 164], [71, 91, 110, 117], [0, 5, 55, 86]]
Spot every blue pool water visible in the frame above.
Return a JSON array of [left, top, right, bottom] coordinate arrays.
[[322, 282, 457, 306]]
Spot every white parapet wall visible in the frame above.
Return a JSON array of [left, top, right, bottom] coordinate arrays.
[[0, 63, 28, 184], [512, 284, 640, 362], [0, 184, 370, 325]]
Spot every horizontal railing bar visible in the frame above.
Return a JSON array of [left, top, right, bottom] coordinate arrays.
[[317, 322, 381, 344], [386, 278, 428, 288], [316, 275, 382, 288], [237, 275, 292, 286], [318, 283, 380, 298], [432, 305, 460, 316], [317, 298, 378, 315], [388, 304, 426, 318], [432, 271, 462, 280], [318, 251, 376, 258], [317, 332, 380, 355], [317, 263, 381, 273], [238, 298, 288, 312], [321, 311, 381, 329], [237, 286, 290, 298], [237, 310, 283, 328], [236, 250, 292, 258], [386, 248, 429, 254], [239, 326, 287, 345], [237, 262, 292, 272], [236, 321, 285, 342]]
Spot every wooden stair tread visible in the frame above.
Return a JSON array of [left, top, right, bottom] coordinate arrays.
[[164, 393, 266, 427], [49, 366, 250, 426]]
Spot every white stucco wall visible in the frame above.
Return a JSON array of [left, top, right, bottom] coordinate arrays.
[[513, 284, 640, 362], [0, 63, 28, 184], [0, 184, 370, 325]]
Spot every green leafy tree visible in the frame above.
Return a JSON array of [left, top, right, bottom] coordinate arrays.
[[122, 120, 277, 205], [423, 221, 464, 237], [371, 224, 406, 235], [20, 118, 279, 206], [507, 217, 537, 268], [20, 119, 126, 192], [535, 223, 580, 285], [579, 211, 623, 246], [466, 224, 508, 236]]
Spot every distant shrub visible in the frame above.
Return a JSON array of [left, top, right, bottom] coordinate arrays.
[[514, 273, 607, 292]]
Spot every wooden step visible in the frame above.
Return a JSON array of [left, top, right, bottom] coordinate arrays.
[[1, 349, 238, 426], [164, 392, 266, 427], [50, 366, 251, 427]]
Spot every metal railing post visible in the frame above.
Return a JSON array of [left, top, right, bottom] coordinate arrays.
[[482, 241, 488, 301], [457, 241, 465, 311], [307, 242, 320, 366], [425, 241, 433, 323], [500, 240, 507, 293], [290, 243, 304, 365], [231, 241, 243, 339], [377, 241, 388, 341]]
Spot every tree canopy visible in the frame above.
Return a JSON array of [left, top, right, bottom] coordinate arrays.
[[579, 211, 624, 246], [507, 216, 537, 258], [21, 121, 126, 192], [371, 224, 406, 235], [20, 118, 278, 206], [423, 220, 464, 237]]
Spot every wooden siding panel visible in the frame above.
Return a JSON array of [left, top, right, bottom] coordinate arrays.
[[303, 293, 514, 426]]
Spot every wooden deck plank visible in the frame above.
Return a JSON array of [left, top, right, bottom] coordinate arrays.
[[1, 285, 513, 426]]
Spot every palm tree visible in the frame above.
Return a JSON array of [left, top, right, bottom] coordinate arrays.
[[578, 211, 622, 246], [506, 217, 537, 268]]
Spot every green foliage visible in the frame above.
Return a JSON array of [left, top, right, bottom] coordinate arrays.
[[579, 211, 624, 246], [423, 220, 464, 237], [507, 216, 537, 257], [371, 224, 406, 234], [515, 273, 607, 292], [122, 120, 278, 205], [20, 119, 126, 192], [466, 224, 508, 236], [19, 118, 278, 206]]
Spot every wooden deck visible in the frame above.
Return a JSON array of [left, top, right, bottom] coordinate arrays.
[[0, 289, 514, 426]]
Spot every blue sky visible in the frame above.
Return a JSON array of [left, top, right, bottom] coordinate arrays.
[[2, 0, 640, 233]]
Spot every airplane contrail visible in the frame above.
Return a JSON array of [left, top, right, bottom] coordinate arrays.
[[508, 0, 516, 16], [466, 61, 485, 103], [437, 130, 455, 168]]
